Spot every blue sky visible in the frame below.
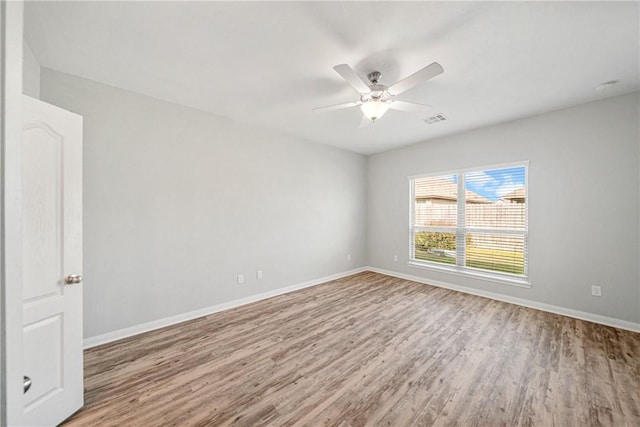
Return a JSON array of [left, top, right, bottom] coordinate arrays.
[[463, 167, 526, 202]]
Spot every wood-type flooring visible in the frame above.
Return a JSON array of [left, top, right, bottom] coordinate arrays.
[[62, 271, 640, 426]]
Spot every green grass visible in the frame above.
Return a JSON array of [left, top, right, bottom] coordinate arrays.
[[415, 249, 456, 265], [467, 247, 524, 275]]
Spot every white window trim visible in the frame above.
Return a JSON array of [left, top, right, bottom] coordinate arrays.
[[406, 260, 531, 288], [407, 160, 530, 181], [408, 161, 530, 288]]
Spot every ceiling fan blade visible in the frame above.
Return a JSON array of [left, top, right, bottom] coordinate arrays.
[[388, 62, 444, 95], [313, 101, 361, 112], [389, 100, 432, 112], [359, 115, 373, 128], [333, 64, 371, 94]]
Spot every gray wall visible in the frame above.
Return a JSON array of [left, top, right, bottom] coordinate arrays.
[[40, 68, 367, 339], [39, 65, 640, 336], [367, 92, 640, 324]]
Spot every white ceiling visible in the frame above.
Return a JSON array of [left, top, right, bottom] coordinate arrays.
[[24, 1, 639, 155]]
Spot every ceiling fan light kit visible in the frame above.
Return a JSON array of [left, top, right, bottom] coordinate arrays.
[[314, 61, 444, 125], [359, 71, 391, 121], [361, 99, 390, 121]]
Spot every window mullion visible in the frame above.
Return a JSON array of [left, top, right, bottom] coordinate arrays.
[[466, 228, 526, 236], [414, 226, 457, 233], [457, 174, 466, 267]]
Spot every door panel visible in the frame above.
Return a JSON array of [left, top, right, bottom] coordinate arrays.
[[22, 124, 62, 302], [21, 95, 83, 426], [23, 315, 62, 409]]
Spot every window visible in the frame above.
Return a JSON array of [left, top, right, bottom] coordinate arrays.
[[409, 163, 528, 284]]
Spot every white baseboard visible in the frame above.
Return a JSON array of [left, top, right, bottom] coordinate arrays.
[[83, 267, 368, 349], [367, 266, 640, 333], [84, 265, 638, 349]]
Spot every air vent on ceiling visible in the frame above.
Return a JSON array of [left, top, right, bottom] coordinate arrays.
[[424, 113, 448, 125]]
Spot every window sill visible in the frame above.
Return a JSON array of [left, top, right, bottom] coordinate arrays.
[[407, 260, 531, 288]]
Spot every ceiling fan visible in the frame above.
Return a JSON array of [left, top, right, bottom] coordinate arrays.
[[314, 62, 444, 126]]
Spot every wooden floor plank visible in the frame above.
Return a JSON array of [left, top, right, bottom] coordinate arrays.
[[62, 272, 640, 426]]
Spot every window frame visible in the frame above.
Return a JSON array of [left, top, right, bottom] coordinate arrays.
[[408, 161, 530, 288]]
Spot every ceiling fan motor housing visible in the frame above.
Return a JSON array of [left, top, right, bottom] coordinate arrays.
[[361, 84, 391, 103], [367, 71, 382, 84]]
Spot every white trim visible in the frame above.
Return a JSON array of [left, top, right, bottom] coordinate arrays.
[[407, 260, 531, 288], [465, 228, 527, 236], [2, 2, 25, 426], [367, 266, 640, 333], [83, 265, 638, 350], [83, 267, 368, 349], [407, 160, 531, 181]]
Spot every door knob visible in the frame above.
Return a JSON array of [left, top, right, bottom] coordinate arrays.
[[64, 274, 83, 285], [23, 376, 32, 393]]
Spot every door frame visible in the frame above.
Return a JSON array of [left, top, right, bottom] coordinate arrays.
[[1, 1, 25, 425]]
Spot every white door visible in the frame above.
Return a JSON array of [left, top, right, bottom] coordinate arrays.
[[21, 95, 83, 426]]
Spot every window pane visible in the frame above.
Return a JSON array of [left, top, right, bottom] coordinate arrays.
[[465, 233, 526, 275], [414, 174, 458, 227], [465, 166, 526, 230], [414, 231, 456, 265]]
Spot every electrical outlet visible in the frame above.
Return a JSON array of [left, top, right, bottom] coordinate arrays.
[[256, 270, 263, 280], [347, 253, 351, 261], [393, 255, 399, 262], [237, 274, 244, 284], [591, 285, 602, 297]]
